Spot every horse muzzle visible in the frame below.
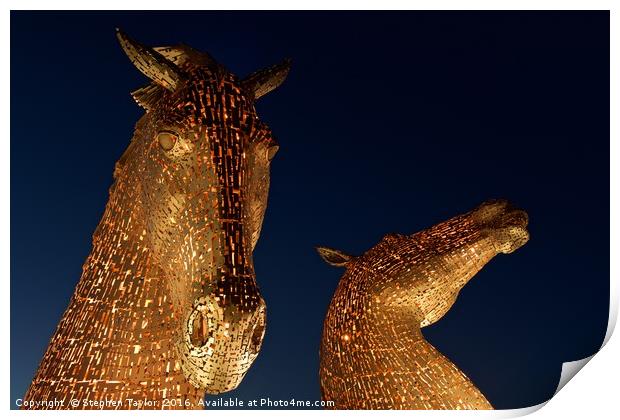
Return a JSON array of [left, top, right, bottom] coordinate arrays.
[[177, 294, 267, 393]]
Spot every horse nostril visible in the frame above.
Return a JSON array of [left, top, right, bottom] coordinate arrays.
[[251, 323, 264, 348], [190, 311, 209, 347], [187, 297, 217, 349], [249, 306, 266, 353]]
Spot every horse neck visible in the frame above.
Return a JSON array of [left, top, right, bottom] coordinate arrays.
[[374, 312, 492, 409], [321, 293, 492, 410], [25, 167, 203, 408]]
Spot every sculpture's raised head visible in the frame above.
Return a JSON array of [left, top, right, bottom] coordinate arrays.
[[317, 200, 529, 329], [317, 202, 528, 409], [115, 29, 290, 393]]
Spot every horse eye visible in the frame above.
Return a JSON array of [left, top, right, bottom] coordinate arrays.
[[156, 131, 178, 151]]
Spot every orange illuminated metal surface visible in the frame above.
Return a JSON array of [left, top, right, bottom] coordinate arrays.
[[318, 200, 529, 409], [23, 30, 289, 409]]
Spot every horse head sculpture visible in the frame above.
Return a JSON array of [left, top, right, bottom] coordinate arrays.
[[317, 200, 529, 409], [115, 29, 289, 392], [24, 30, 289, 408]]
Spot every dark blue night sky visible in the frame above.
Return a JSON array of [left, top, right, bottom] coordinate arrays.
[[11, 11, 609, 409]]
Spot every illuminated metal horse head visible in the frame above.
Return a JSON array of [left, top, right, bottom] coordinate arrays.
[[24, 30, 289, 407], [317, 200, 529, 409], [115, 30, 289, 392]]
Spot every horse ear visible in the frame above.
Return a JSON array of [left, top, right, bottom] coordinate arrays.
[[316, 247, 353, 267], [116, 28, 186, 91], [130, 83, 166, 111], [241, 58, 291, 100]]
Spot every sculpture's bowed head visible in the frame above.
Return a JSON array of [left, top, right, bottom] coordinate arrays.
[[116, 29, 290, 393]]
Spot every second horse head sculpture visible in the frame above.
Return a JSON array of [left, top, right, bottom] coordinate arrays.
[[317, 200, 529, 409]]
